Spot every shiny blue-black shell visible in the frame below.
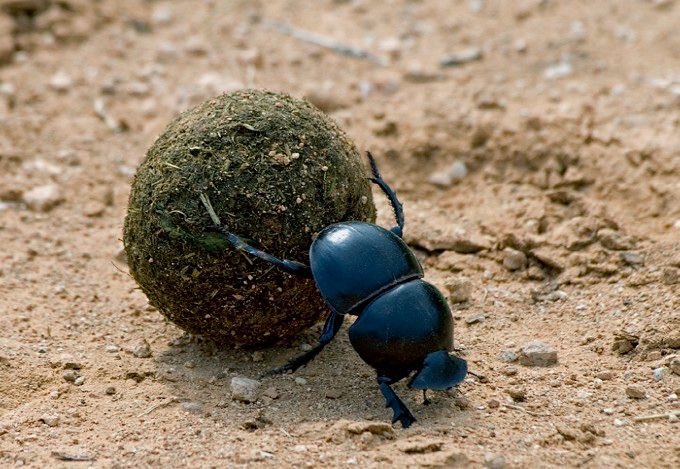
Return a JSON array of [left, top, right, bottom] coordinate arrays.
[[309, 222, 423, 314], [348, 279, 453, 378]]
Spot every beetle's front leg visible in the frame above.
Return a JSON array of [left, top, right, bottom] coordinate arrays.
[[377, 376, 416, 428], [206, 224, 312, 278]]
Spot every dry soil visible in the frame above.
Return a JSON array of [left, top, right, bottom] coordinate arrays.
[[0, 0, 679, 467]]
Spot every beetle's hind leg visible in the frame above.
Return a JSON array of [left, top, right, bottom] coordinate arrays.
[[377, 376, 416, 428], [264, 312, 344, 377], [206, 225, 312, 278], [366, 151, 405, 238]]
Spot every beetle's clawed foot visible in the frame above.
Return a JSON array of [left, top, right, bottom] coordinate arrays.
[[262, 342, 326, 378], [378, 380, 416, 429], [390, 404, 416, 428]]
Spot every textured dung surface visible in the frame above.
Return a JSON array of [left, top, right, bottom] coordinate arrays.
[[124, 90, 376, 346]]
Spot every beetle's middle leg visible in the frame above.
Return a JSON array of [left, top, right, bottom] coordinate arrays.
[[206, 225, 312, 278], [377, 376, 416, 428], [264, 312, 345, 376], [367, 151, 405, 238]]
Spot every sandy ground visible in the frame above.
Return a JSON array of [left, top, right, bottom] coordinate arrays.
[[1, 0, 679, 467]]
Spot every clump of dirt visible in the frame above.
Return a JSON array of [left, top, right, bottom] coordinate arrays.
[[124, 89, 376, 346]]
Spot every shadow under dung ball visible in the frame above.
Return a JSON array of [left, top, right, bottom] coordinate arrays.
[[123, 90, 376, 346]]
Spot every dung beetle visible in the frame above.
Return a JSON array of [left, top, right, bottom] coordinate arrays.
[[203, 152, 467, 427]]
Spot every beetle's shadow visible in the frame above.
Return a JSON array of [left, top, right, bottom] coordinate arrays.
[[154, 322, 465, 429]]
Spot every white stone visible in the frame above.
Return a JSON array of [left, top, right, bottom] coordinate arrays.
[[49, 71, 73, 92], [23, 184, 63, 212]]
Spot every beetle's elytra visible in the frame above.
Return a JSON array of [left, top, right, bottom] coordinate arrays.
[[204, 152, 467, 427]]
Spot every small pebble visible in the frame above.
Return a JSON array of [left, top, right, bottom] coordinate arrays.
[[49, 70, 73, 92], [507, 388, 527, 402], [230, 377, 261, 403], [484, 454, 507, 469], [596, 371, 615, 381], [653, 367, 668, 381], [23, 184, 63, 212], [598, 228, 633, 251], [74, 376, 85, 386], [294, 377, 308, 385], [440, 47, 483, 67], [40, 415, 60, 427], [465, 314, 485, 325], [625, 385, 646, 399], [620, 251, 644, 266], [544, 61, 572, 80], [151, 5, 173, 25], [670, 357, 680, 375], [325, 388, 343, 399], [105, 344, 120, 353], [262, 386, 279, 399], [130, 339, 152, 358], [499, 350, 518, 363], [519, 341, 558, 367], [62, 370, 78, 383], [445, 277, 472, 303], [614, 418, 627, 427], [105, 386, 116, 395], [427, 160, 468, 187], [502, 248, 527, 271], [181, 401, 203, 414]]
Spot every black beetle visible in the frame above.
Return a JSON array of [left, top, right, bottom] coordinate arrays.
[[203, 152, 467, 427]]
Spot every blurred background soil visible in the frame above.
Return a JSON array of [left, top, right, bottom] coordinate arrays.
[[0, 0, 678, 467]]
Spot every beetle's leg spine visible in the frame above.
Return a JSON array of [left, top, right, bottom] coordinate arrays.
[[263, 312, 344, 377], [366, 151, 405, 237]]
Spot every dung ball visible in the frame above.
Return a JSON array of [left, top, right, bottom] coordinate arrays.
[[123, 90, 376, 346]]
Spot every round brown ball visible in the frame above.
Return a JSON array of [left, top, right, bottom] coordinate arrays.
[[123, 90, 376, 346]]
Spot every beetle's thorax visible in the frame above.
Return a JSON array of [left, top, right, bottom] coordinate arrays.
[[309, 221, 424, 315]]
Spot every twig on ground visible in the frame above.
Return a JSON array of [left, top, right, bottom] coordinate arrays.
[[503, 404, 550, 417], [633, 410, 680, 423], [137, 397, 178, 418], [263, 21, 387, 66]]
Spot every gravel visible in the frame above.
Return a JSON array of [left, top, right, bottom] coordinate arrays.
[[502, 248, 527, 271], [499, 350, 518, 363], [653, 367, 668, 381], [427, 160, 468, 187], [49, 70, 73, 92], [445, 277, 472, 303], [440, 47, 483, 67], [23, 184, 63, 212], [130, 339, 152, 358], [625, 385, 647, 399], [465, 314, 486, 325], [40, 415, 60, 427], [519, 341, 558, 367]]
